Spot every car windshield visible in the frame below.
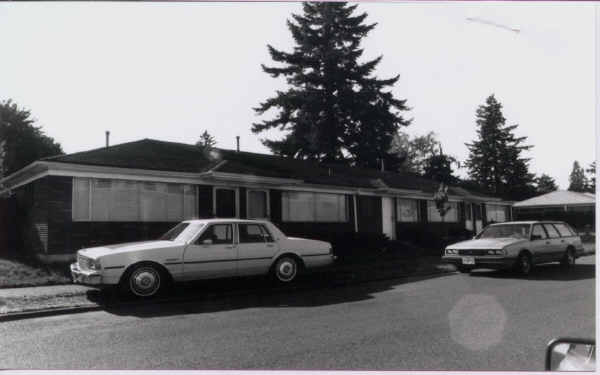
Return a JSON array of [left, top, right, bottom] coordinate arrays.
[[159, 222, 205, 242], [477, 224, 530, 239]]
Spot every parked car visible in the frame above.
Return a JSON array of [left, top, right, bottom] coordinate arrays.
[[71, 219, 335, 297], [442, 221, 584, 275]]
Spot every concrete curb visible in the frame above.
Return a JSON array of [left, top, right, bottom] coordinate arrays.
[[0, 260, 453, 322], [0, 305, 102, 322]]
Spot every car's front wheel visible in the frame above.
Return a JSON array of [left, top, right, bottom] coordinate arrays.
[[272, 256, 299, 283], [121, 263, 164, 298], [516, 252, 533, 276]]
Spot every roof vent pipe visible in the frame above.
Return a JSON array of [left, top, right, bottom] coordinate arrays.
[[105, 131, 110, 148], [236, 136, 240, 152]]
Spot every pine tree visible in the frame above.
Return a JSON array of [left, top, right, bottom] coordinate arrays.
[[568, 161, 588, 192], [586, 161, 596, 193], [465, 95, 535, 200], [196, 130, 217, 150], [535, 174, 558, 195], [252, 2, 410, 169], [423, 145, 459, 185]]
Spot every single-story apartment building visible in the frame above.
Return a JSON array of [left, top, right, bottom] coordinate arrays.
[[513, 190, 595, 233], [0, 138, 513, 262]]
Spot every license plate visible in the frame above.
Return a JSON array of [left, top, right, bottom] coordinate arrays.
[[462, 256, 475, 265]]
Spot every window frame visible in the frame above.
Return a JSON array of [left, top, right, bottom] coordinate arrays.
[[194, 223, 234, 245], [213, 186, 240, 218], [426, 200, 459, 223], [238, 223, 268, 244], [246, 189, 270, 219], [543, 223, 561, 239], [531, 224, 549, 240], [72, 177, 198, 222], [396, 198, 420, 223], [281, 191, 348, 223]]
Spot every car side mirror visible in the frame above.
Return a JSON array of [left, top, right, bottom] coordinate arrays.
[[531, 234, 542, 241], [202, 239, 213, 245], [546, 338, 595, 371]]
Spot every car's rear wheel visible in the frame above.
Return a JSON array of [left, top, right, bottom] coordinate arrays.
[[121, 263, 164, 298], [516, 252, 533, 276], [560, 248, 576, 268], [272, 256, 299, 283]]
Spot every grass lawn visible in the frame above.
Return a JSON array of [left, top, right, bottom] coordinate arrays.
[[0, 258, 71, 288]]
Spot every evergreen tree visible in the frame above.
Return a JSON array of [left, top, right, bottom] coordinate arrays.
[[196, 130, 217, 150], [423, 145, 459, 185], [465, 95, 535, 201], [0, 99, 63, 178], [535, 173, 558, 195], [586, 161, 596, 193], [568, 161, 588, 192], [252, 2, 410, 169]]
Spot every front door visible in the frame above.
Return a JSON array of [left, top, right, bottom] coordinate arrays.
[[182, 223, 237, 280], [236, 223, 279, 276], [474, 204, 483, 233], [216, 188, 237, 218], [381, 197, 395, 240], [465, 203, 474, 232]]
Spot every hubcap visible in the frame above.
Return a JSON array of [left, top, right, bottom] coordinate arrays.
[[130, 267, 160, 297], [277, 260, 296, 281], [521, 256, 530, 272]]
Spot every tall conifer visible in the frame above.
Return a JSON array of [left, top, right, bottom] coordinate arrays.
[[253, 2, 410, 169]]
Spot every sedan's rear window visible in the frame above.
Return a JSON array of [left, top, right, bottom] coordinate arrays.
[[553, 223, 574, 237]]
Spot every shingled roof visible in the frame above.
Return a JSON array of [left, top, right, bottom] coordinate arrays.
[[44, 138, 499, 200]]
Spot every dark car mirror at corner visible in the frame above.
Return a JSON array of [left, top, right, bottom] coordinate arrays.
[[546, 338, 595, 371]]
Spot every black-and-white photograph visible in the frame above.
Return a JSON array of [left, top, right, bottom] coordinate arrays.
[[0, 1, 597, 372]]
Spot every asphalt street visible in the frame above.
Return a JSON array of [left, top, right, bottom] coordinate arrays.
[[0, 256, 595, 371]]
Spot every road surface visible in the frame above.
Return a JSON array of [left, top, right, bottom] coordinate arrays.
[[0, 256, 595, 371]]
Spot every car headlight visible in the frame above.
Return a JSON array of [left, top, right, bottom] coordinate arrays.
[[446, 249, 457, 255], [88, 258, 101, 270], [489, 249, 505, 255]]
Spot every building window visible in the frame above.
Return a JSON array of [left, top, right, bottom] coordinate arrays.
[[72, 177, 197, 222], [214, 187, 237, 218], [486, 204, 508, 223], [427, 200, 458, 222], [282, 191, 348, 222], [247, 189, 269, 219], [465, 203, 472, 221], [397, 199, 419, 222]]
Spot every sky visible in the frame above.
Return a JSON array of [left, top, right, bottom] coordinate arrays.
[[0, 2, 597, 189]]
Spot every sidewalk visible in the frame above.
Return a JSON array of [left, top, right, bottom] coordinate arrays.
[[0, 255, 453, 319]]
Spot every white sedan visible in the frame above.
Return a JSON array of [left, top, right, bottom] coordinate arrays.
[[71, 219, 335, 297]]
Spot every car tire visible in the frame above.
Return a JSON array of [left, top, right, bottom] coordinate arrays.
[[560, 248, 576, 268], [457, 266, 471, 274], [515, 252, 533, 276], [272, 256, 299, 283], [121, 263, 165, 298]]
